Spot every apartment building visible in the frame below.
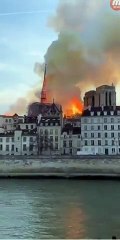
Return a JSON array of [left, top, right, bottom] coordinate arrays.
[[61, 124, 81, 155], [81, 106, 120, 155], [37, 116, 61, 155], [0, 129, 37, 156]]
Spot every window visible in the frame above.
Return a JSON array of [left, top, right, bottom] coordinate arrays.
[[84, 133, 87, 138], [91, 118, 94, 123], [91, 133, 94, 138], [55, 129, 58, 135], [98, 125, 100, 130], [31, 125, 33, 129], [98, 140, 101, 146], [111, 133, 114, 138], [50, 136, 53, 141], [23, 137, 26, 142], [18, 137, 20, 140], [118, 118, 120, 123], [98, 133, 101, 138], [84, 118, 87, 123], [105, 140, 108, 145], [63, 141, 66, 147], [69, 140, 72, 148], [111, 118, 114, 123], [29, 145, 33, 151], [0, 138, 2, 142], [112, 140, 115, 146], [55, 136, 58, 142], [91, 126, 94, 131], [104, 118, 107, 123], [105, 133, 108, 138], [26, 125, 28, 130], [11, 145, 14, 151], [119, 140, 120, 146], [45, 129, 48, 135], [16, 148, 18, 152], [6, 137, 9, 142], [85, 140, 88, 146], [6, 145, 9, 151], [30, 137, 33, 142], [12, 137, 14, 142], [84, 125, 87, 131], [9, 119, 11, 123], [118, 125, 120, 130], [55, 143, 58, 150], [91, 140, 94, 146], [0, 145, 2, 150], [104, 125, 107, 130], [55, 123, 58, 126], [118, 133, 120, 138], [112, 148, 115, 153], [45, 123, 48, 126], [5, 119, 8, 123], [23, 144, 27, 151], [111, 125, 114, 130], [50, 129, 53, 134], [70, 149, 72, 154]]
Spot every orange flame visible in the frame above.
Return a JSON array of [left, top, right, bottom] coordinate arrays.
[[65, 97, 83, 116]]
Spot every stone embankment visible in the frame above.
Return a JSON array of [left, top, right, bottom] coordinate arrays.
[[0, 155, 120, 178]]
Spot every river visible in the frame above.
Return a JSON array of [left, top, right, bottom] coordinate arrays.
[[0, 179, 120, 239]]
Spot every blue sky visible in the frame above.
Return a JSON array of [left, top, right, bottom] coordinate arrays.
[[0, 0, 59, 113], [0, 0, 119, 114]]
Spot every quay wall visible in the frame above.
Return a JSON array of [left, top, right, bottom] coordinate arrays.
[[0, 155, 120, 178]]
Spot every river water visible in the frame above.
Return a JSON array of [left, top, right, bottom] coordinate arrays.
[[0, 179, 120, 239]]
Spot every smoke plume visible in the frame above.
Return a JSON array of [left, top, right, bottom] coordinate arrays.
[[7, 0, 120, 114], [35, 0, 120, 111]]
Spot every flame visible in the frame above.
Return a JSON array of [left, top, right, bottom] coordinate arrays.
[[65, 97, 83, 116]]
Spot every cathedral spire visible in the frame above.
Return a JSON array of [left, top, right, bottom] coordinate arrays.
[[41, 64, 47, 103]]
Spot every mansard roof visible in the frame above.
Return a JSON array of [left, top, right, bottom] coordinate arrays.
[[82, 106, 120, 117], [38, 116, 61, 126], [0, 132, 14, 137]]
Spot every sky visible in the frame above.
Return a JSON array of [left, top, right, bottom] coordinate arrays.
[[0, 0, 59, 114], [0, 0, 120, 114]]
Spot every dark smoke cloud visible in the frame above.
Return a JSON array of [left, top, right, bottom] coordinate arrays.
[[8, 0, 120, 114]]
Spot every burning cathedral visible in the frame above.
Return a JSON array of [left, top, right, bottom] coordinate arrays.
[[28, 64, 63, 119]]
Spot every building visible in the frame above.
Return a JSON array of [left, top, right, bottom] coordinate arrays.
[[61, 124, 81, 155], [37, 116, 61, 155], [84, 84, 116, 108], [0, 129, 37, 156], [81, 106, 120, 155], [0, 114, 24, 132], [64, 115, 81, 127]]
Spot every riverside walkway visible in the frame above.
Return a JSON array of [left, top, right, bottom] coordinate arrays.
[[0, 155, 120, 178]]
